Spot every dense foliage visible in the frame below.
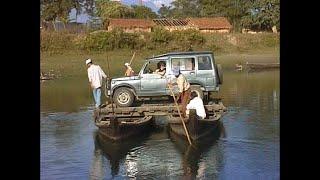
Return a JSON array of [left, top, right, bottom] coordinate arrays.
[[40, 0, 279, 32], [41, 29, 279, 54], [41, 0, 94, 29], [158, 0, 279, 31]]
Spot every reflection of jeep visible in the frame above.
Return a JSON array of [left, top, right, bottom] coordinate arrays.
[[107, 51, 223, 107]]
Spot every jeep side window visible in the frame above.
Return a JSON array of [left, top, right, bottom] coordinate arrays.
[[198, 56, 212, 70], [171, 58, 195, 71], [143, 61, 160, 74]]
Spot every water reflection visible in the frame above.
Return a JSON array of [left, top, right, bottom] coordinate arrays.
[[40, 76, 107, 114], [168, 121, 225, 179], [91, 130, 153, 179], [217, 70, 279, 109]]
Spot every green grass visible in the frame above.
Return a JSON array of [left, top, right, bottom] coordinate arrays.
[[41, 30, 279, 55], [41, 29, 279, 77], [41, 48, 279, 78], [41, 49, 172, 78]]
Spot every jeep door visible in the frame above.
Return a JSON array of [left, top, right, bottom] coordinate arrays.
[[139, 60, 168, 96], [196, 55, 217, 89]]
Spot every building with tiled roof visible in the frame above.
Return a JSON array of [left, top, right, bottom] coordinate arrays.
[[107, 18, 155, 33], [106, 17, 232, 33], [187, 17, 232, 33], [152, 19, 197, 31]]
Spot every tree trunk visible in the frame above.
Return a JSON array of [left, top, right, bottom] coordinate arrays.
[[52, 21, 57, 31]]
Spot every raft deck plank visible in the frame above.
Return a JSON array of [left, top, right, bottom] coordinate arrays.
[[94, 102, 227, 120]]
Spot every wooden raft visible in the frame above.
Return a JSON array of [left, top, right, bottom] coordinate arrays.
[[93, 100, 227, 121]]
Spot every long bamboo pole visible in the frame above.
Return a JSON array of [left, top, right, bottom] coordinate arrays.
[[129, 51, 136, 65], [124, 52, 136, 76], [168, 84, 192, 145], [106, 56, 114, 114]]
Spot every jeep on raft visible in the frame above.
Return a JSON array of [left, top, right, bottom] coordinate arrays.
[[106, 51, 223, 107]]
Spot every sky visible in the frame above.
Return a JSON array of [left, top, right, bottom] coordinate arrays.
[[69, 0, 174, 23]]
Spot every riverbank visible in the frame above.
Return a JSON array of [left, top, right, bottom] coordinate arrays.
[[41, 48, 279, 78], [41, 31, 279, 54]]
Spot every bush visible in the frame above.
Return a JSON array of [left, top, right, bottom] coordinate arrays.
[[80, 30, 112, 50], [150, 26, 173, 45], [76, 29, 143, 51], [40, 29, 279, 54], [171, 29, 205, 51], [40, 31, 78, 53]]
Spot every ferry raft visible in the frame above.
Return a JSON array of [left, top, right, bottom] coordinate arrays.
[[93, 100, 227, 141]]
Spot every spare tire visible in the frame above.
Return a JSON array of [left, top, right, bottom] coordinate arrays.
[[190, 85, 204, 100], [217, 64, 223, 84]]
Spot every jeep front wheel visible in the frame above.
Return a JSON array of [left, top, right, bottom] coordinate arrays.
[[190, 85, 204, 100], [113, 87, 134, 107]]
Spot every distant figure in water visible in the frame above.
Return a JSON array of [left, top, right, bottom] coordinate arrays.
[[235, 62, 243, 71], [124, 63, 135, 77], [86, 58, 108, 108]]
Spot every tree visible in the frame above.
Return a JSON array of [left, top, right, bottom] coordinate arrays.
[[131, 5, 158, 19], [170, 0, 201, 18], [241, 0, 279, 31], [198, 0, 251, 31], [40, 0, 94, 30], [95, 0, 135, 23], [158, 4, 172, 18]]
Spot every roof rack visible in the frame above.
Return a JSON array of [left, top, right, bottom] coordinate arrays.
[[147, 51, 213, 59]]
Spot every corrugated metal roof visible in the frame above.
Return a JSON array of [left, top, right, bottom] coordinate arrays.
[[153, 19, 190, 26], [108, 18, 154, 28]]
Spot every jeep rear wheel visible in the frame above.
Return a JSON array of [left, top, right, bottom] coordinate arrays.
[[113, 87, 134, 107], [190, 85, 204, 100]]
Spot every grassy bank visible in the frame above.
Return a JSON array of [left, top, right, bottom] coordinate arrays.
[[41, 49, 279, 78], [41, 29, 279, 77], [41, 30, 279, 55]]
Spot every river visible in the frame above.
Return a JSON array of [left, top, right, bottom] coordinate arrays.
[[40, 69, 279, 179]]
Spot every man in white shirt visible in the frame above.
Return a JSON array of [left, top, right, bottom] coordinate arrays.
[[186, 91, 206, 119], [86, 59, 107, 108]]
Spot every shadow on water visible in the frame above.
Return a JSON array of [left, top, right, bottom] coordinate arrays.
[[168, 121, 225, 179]]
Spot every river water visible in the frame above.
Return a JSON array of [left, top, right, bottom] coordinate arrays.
[[40, 69, 279, 179]]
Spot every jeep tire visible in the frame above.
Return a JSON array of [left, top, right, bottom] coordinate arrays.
[[113, 87, 134, 107], [190, 85, 204, 100]]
